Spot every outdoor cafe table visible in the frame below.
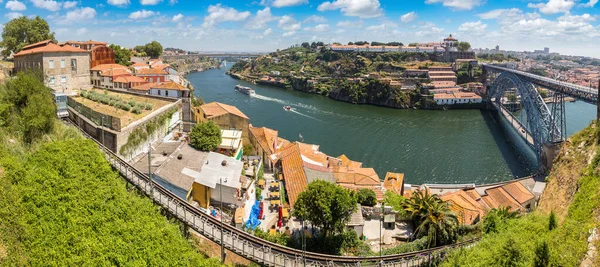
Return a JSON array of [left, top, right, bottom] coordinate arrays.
[[269, 192, 280, 198], [270, 200, 281, 206]]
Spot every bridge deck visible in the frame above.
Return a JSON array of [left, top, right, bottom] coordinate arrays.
[[494, 102, 534, 146]]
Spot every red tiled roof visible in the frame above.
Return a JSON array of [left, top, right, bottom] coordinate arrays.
[[485, 187, 524, 212], [151, 80, 188, 91], [383, 172, 404, 195], [279, 143, 308, 208], [136, 68, 169, 75], [114, 75, 148, 83], [22, 40, 53, 50], [14, 42, 88, 57], [131, 82, 158, 91], [501, 181, 535, 204], [201, 102, 249, 120], [249, 126, 279, 156], [91, 64, 129, 71]]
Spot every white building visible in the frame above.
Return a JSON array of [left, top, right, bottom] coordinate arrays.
[[149, 80, 190, 98], [191, 152, 245, 207]]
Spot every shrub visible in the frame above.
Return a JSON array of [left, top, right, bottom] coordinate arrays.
[[145, 103, 153, 110], [357, 188, 377, 207], [548, 211, 557, 231], [189, 121, 222, 151], [109, 100, 116, 106], [131, 106, 142, 114], [103, 89, 108, 95], [128, 100, 137, 107]]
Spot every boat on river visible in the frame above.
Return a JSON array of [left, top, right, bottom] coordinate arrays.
[[283, 105, 292, 111], [235, 85, 255, 96]]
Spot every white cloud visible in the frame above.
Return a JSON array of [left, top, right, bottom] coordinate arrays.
[[528, 0, 575, 14], [425, 0, 482, 10], [129, 10, 156, 20], [458, 20, 487, 33], [415, 22, 444, 36], [272, 0, 307, 8], [478, 8, 521, 19], [202, 4, 251, 27], [580, 0, 598, 7], [304, 23, 329, 32], [63, 1, 76, 8], [303, 15, 327, 23], [140, 0, 161, 5], [6, 1, 26, 11], [169, 0, 177, 5], [172, 13, 183, 22], [76, 27, 88, 35], [336, 19, 363, 28], [107, 0, 130, 7], [282, 31, 295, 37], [366, 24, 385, 31], [263, 28, 272, 35], [278, 15, 301, 31], [246, 7, 276, 30], [400, 11, 417, 23], [65, 7, 96, 21], [31, 0, 61, 11], [317, 0, 383, 18], [5, 12, 23, 20]]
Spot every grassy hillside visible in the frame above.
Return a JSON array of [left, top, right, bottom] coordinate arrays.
[[442, 123, 600, 266]]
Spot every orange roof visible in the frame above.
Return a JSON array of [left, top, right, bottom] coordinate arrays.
[[14, 42, 88, 57], [131, 62, 150, 68], [152, 64, 170, 70], [66, 40, 107, 45], [500, 181, 535, 205], [200, 102, 249, 120], [136, 68, 169, 75], [249, 126, 279, 156], [22, 40, 53, 50], [91, 63, 130, 71], [279, 143, 308, 208], [484, 187, 524, 212], [383, 172, 404, 195], [131, 82, 158, 91], [114, 75, 148, 83], [102, 68, 132, 77], [441, 190, 488, 225], [151, 80, 188, 91]]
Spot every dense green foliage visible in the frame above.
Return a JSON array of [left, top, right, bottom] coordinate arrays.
[[109, 44, 132, 66], [293, 180, 357, 237], [356, 188, 377, 207], [189, 121, 222, 151], [137, 41, 164, 58], [548, 211, 557, 231], [404, 189, 458, 247], [476, 53, 520, 62], [0, 71, 55, 143], [0, 139, 220, 265], [457, 42, 471, 52], [483, 207, 519, 234], [1, 16, 55, 57]]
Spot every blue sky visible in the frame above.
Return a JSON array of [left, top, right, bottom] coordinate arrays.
[[1, 0, 599, 57]]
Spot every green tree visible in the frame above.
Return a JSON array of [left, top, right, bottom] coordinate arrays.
[[293, 180, 357, 237], [457, 42, 471, 52], [144, 41, 163, 58], [534, 240, 550, 267], [1, 71, 55, 143], [189, 121, 222, 151], [301, 42, 310, 48], [109, 44, 132, 66], [548, 211, 557, 231], [403, 189, 458, 247], [1, 16, 56, 57], [483, 207, 519, 234], [356, 188, 377, 207], [494, 237, 523, 267]]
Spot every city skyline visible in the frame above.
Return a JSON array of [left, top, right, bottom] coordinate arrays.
[[1, 0, 599, 57]]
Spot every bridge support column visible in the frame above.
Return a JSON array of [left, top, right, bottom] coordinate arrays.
[[542, 142, 562, 172]]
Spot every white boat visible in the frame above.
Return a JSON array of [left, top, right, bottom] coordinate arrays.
[[235, 85, 255, 96], [283, 105, 292, 111]]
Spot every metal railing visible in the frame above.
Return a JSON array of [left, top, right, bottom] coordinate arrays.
[[66, 119, 480, 266]]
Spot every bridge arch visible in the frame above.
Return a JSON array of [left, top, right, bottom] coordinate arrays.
[[488, 72, 562, 162]]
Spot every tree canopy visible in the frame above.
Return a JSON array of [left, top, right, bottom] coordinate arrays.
[[404, 189, 458, 247], [356, 188, 377, 207], [109, 44, 132, 66], [293, 180, 357, 237], [1, 16, 56, 57], [457, 41, 471, 52], [189, 121, 222, 151], [143, 41, 164, 59], [0, 71, 55, 143]]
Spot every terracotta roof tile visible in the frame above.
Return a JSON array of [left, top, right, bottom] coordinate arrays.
[[485, 187, 524, 212], [279, 143, 308, 208], [383, 172, 404, 195], [14, 42, 88, 57], [151, 80, 188, 91], [501, 181, 535, 205], [201, 102, 249, 120], [114, 75, 148, 83], [91, 64, 130, 71], [441, 190, 488, 225], [136, 68, 169, 75], [131, 82, 158, 91], [249, 126, 279, 156]]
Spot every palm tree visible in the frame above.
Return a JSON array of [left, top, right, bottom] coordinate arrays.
[[403, 189, 459, 247]]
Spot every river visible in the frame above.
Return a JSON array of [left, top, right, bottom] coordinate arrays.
[[188, 67, 597, 185]]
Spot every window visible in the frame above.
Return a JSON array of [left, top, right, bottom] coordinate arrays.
[[49, 60, 55, 69], [157, 90, 161, 96], [49, 77, 55, 85], [61, 76, 67, 84], [61, 59, 66, 68], [149, 77, 154, 82], [71, 59, 77, 71], [166, 90, 169, 97]]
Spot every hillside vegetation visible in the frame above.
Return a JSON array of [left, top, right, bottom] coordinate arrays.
[[442, 123, 600, 266], [0, 71, 221, 266]]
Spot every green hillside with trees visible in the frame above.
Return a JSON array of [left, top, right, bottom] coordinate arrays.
[[0, 71, 220, 266]]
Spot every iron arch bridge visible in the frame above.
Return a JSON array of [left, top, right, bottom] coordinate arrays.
[[487, 71, 564, 164]]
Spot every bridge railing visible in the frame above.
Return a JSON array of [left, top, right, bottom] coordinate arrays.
[[66, 119, 480, 266], [482, 64, 598, 96]]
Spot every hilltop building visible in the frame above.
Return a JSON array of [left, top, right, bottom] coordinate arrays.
[[248, 126, 291, 171], [62, 40, 115, 69], [13, 40, 91, 93], [194, 102, 250, 144], [90, 64, 133, 89]]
